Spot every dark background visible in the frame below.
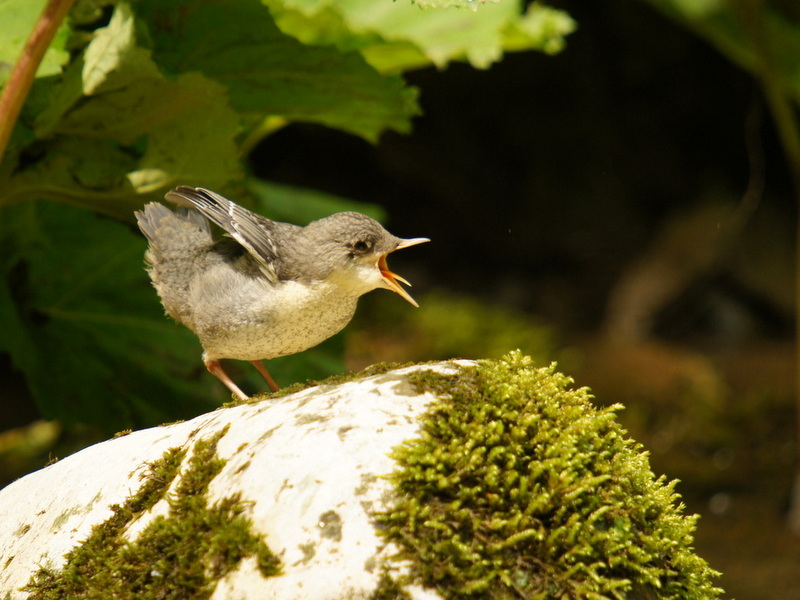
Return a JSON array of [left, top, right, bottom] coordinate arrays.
[[255, 0, 793, 336]]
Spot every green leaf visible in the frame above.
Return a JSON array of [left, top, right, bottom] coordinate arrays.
[[0, 0, 71, 86], [1, 0, 571, 218], [138, 0, 418, 141], [5, 71, 241, 216], [5, 3, 241, 216], [245, 177, 386, 225], [261, 0, 576, 72], [0, 275, 39, 376], [0, 201, 223, 430]]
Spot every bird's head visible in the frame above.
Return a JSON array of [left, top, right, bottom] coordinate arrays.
[[305, 212, 429, 305]]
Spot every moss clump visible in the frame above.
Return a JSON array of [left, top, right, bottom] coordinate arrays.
[[378, 351, 722, 599], [369, 568, 414, 600], [23, 427, 281, 599]]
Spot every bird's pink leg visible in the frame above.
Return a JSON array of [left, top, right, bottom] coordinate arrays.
[[205, 359, 249, 401], [250, 360, 280, 392]]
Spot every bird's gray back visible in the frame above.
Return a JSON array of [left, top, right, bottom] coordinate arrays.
[[166, 186, 301, 283]]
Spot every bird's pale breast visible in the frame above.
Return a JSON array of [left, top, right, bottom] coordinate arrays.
[[192, 275, 359, 361]]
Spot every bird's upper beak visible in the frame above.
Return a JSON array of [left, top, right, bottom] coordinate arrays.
[[379, 237, 429, 307]]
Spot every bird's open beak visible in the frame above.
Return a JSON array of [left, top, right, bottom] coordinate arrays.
[[379, 237, 429, 307]]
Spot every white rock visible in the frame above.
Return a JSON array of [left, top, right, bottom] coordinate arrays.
[[0, 361, 472, 599]]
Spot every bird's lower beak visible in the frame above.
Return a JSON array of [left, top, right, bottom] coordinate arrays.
[[379, 237, 429, 307]]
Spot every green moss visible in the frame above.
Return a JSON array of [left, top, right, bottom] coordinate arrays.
[[369, 568, 414, 600], [378, 351, 723, 599], [23, 427, 281, 599]]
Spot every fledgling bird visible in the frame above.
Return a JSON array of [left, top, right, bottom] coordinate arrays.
[[135, 186, 429, 400]]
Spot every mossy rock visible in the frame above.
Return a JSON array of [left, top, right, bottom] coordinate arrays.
[[0, 354, 722, 599], [20, 428, 280, 600], [378, 352, 722, 598]]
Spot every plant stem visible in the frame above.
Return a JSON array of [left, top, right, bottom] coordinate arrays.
[[0, 0, 76, 163]]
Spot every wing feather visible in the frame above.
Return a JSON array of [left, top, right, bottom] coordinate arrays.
[[165, 186, 287, 282]]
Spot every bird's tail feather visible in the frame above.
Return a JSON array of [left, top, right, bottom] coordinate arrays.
[[135, 203, 211, 327], [136, 203, 211, 256]]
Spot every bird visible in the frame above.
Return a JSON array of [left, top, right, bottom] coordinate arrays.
[[135, 186, 429, 400]]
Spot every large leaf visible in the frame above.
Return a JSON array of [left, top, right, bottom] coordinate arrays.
[[0, 201, 223, 430], [245, 177, 386, 224], [261, 0, 576, 72], [0, 0, 71, 86], [1, 0, 573, 218], [138, 0, 418, 141], [2, 0, 423, 216], [4, 2, 242, 215]]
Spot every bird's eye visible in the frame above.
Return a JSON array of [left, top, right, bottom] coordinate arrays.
[[353, 240, 371, 253]]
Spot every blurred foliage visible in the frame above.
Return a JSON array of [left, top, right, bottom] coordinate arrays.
[[0, 0, 574, 431], [0, 200, 220, 425], [1, 0, 575, 214], [0, 419, 108, 489], [413, 291, 557, 361], [638, 1, 800, 210], [642, 0, 800, 102], [0, 1, 70, 85], [246, 178, 386, 225], [582, 338, 797, 493], [640, 0, 800, 536], [350, 290, 563, 367], [0, 421, 62, 484]]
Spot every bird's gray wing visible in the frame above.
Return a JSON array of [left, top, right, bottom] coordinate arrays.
[[165, 186, 288, 282]]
